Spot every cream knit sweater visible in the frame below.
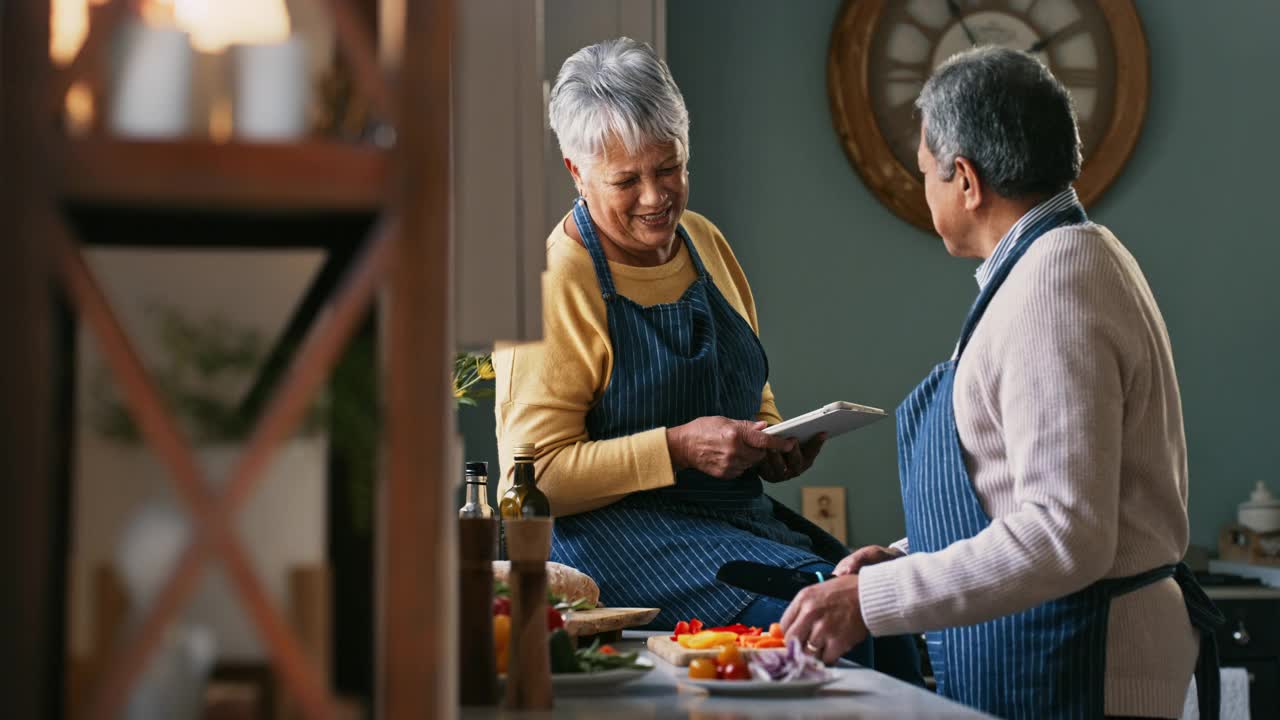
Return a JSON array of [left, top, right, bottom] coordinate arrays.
[[858, 223, 1198, 718]]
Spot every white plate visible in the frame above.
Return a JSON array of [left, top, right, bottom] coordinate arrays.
[[499, 659, 654, 694], [679, 673, 837, 697]]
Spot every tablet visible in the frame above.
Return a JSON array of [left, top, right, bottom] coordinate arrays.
[[763, 401, 887, 443]]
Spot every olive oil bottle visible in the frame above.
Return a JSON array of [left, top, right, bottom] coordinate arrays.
[[499, 443, 551, 518]]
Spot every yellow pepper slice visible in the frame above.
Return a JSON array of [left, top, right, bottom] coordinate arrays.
[[677, 631, 740, 649]]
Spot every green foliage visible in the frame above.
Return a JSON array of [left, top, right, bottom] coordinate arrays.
[[91, 304, 327, 444], [453, 352, 495, 406], [91, 303, 497, 536]]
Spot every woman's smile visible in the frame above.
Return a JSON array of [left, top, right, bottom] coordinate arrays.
[[635, 205, 674, 229]]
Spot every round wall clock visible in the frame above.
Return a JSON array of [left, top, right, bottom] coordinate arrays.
[[828, 0, 1149, 233]]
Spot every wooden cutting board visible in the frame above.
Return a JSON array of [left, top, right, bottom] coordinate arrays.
[[563, 607, 660, 637], [646, 636, 786, 666]]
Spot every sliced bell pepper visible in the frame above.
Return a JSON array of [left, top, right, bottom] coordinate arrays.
[[671, 618, 706, 640], [676, 631, 739, 650], [739, 635, 785, 649]]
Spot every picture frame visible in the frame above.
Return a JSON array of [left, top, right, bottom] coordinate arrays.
[[801, 486, 847, 544]]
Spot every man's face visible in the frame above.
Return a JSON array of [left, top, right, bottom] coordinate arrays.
[[918, 125, 969, 257]]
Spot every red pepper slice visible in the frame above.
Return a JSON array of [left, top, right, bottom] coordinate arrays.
[[689, 618, 704, 634], [672, 620, 691, 640], [707, 623, 750, 634]]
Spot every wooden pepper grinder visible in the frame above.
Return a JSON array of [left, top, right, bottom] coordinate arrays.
[[502, 517, 554, 710], [458, 517, 498, 705]]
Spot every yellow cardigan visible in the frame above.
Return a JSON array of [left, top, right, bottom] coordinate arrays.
[[493, 209, 781, 516]]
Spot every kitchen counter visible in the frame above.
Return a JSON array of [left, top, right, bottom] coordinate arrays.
[[463, 633, 993, 719]]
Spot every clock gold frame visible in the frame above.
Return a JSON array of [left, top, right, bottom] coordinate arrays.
[[827, 0, 1150, 233]]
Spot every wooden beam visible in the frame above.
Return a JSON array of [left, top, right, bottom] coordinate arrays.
[[0, 1, 60, 717], [378, 0, 456, 717], [326, 0, 398, 125], [59, 138, 390, 212], [65, 218, 393, 720]]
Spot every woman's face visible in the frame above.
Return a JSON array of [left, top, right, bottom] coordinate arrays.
[[568, 136, 689, 266]]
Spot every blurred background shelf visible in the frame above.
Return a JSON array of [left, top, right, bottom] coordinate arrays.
[[58, 138, 390, 212]]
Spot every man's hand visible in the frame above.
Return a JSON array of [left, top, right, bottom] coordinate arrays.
[[666, 418, 796, 479], [780, 573, 868, 665], [833, 545, 904, 576], [757, 433, 826, 483]]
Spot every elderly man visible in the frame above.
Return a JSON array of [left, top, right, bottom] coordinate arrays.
[[781, 47, 1222, 719]]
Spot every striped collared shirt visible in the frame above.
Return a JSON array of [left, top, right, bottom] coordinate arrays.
[[974, 186, 1081, 290]]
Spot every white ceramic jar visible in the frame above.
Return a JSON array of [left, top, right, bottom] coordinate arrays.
[[1238, 481, 1280, 534]]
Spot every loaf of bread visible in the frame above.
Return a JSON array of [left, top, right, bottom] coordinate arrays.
[[492, 561, 600, 607]]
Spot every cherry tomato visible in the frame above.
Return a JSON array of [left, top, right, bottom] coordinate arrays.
[[598, 645, 617, 655], [720, 662, 751, 681], [688, 658, 718, 680], [546, 607, 565, 631], [716, 644, 743, 667]]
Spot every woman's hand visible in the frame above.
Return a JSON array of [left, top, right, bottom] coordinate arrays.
[[833, 545, 904, 576], [666, 418, 796, 479], [758, 433, 826, 483]]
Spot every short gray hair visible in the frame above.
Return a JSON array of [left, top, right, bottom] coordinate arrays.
[[548, 37, 690, 175], [916, 46, 1082, 199]]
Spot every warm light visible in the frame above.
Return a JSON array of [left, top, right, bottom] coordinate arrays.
[[209, 96, 233, 144], [51, 0, 293, 63], [65, 81, 95, 136], [138, 0, 177, 27], [50, 0, 88, 65], [174, 0, 292, 53]]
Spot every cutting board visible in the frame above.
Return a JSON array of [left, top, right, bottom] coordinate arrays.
[[563, 607, 660, 637], [646, 635, 786, 666]]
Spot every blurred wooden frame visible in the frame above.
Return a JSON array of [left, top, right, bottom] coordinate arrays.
[[75, 565, 331, 720], [4, 0, 455, 718]]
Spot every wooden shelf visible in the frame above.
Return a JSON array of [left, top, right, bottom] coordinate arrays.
[[57, 138, 391, 212]]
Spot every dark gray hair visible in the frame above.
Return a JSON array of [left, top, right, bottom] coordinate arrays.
[[916, 46, 1082, 198], [548, 37, 690, 177]]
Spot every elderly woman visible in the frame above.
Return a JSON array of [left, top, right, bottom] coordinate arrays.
[[781, 47, 1221, 719], [493, 38, 919, 679]]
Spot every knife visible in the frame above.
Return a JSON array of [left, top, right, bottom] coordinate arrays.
[[715, 560, 827, 602]]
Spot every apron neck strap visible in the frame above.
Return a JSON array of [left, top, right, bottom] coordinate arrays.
[[954, 202, 1087, 358], [571, 198, 703, 302]]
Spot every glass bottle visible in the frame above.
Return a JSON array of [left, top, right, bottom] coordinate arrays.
[[499, 443, 551, 518], [458, 461, 495, 519]]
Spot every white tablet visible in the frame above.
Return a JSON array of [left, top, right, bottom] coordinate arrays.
[[763, 401, 887, 443]]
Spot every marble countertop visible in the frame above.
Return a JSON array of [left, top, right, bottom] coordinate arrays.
[[464, 633, 993, 719]]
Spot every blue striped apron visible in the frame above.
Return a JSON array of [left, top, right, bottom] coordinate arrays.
[[897, 202, 1224, 719], [551, 199, 847, 629]]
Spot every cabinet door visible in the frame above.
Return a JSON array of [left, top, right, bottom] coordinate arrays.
[[453, 0, 546, 348], [1232, 659, 1280, 720], [1214, 598, 1280, 662], [453, 0, 667, 348]]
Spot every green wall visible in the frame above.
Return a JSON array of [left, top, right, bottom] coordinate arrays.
[[663, 0, 1279, 551], [462, 0, 1280, 552]]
